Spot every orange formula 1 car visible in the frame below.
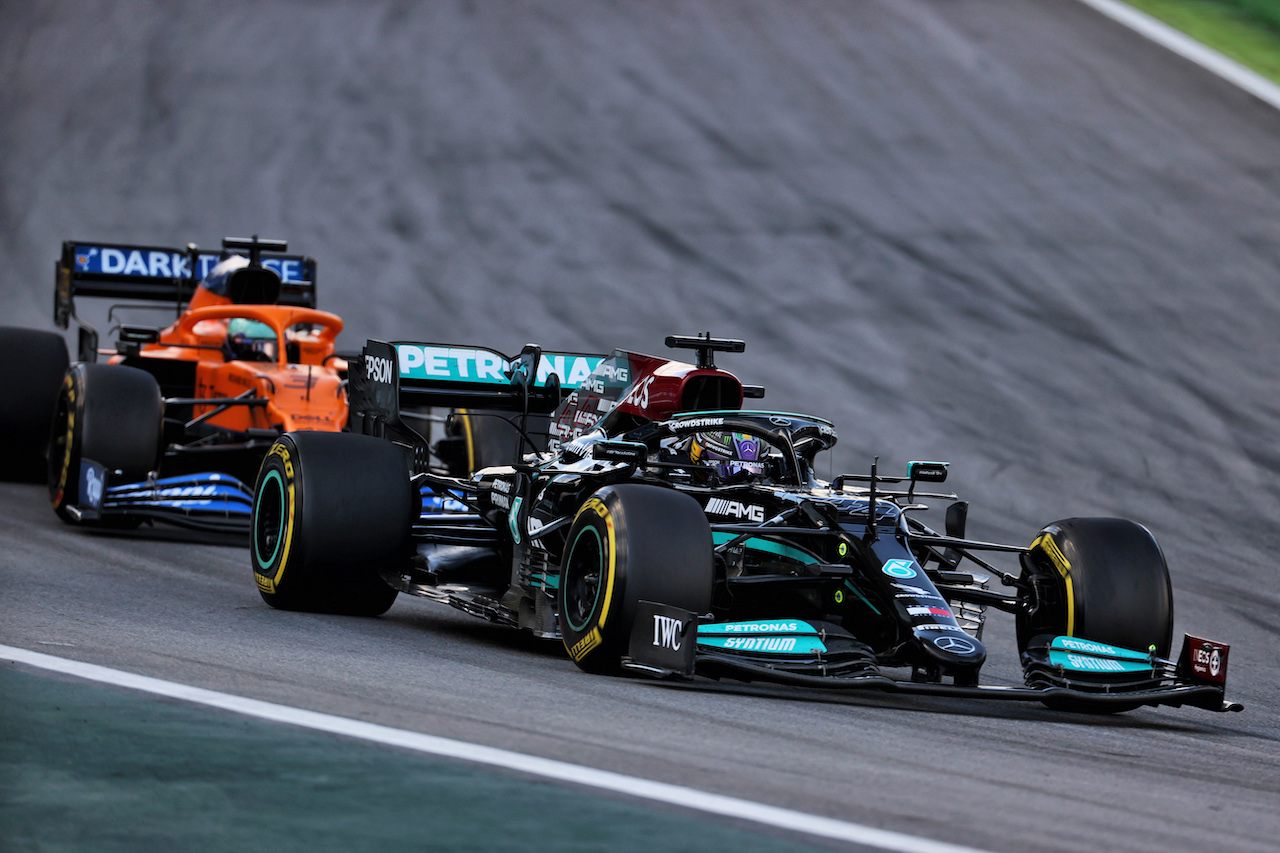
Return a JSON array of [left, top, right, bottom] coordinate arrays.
[[0, 237, 348, 532]]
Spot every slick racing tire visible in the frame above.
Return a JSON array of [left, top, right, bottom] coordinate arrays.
[[48, 363, 162, 525], [449, 409, 551, 474], [557, 484, 713, 674], [1018, 517, 1174, 713], [0, 327, 69, 482], [251, 431, 411, 616]]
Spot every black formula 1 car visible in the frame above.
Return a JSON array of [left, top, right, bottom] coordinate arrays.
[[249, 334, 1241, 714], [0, 237, 349, 532]]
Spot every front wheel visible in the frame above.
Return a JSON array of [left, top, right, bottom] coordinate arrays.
[[48, 363, 162, 524], [557, 484, 713, 673], [1018, 517, 1174, 712], [0, 327, 68, 482], [251, 431, 412, 615]]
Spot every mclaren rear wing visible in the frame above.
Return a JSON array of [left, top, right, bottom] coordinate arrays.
[[54, 239, 318, 329], [349, 340, 605, 439]]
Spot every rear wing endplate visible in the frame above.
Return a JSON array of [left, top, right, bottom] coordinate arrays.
[[55, 240, 317, 328], [350, 340, 605, 436]]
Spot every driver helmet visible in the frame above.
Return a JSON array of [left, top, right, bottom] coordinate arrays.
[[202, 254, 249, 297], [224, 317, 277, 362], [689, 431, 767, 481]]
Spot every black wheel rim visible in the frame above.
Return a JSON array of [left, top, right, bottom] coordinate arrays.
[[562, 526, 604, 633], [47, 390, 72, 501], [253, 470, 286, 570]]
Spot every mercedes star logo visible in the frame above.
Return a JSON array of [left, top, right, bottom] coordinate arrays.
[[933, 635, 977, 655]]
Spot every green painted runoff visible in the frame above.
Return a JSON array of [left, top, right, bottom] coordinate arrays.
[[1123, 0, 1280, 83], [0, 666, 838, 853]]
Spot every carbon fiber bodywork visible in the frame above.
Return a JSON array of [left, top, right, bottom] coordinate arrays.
[[331, 335, 1242, 713]]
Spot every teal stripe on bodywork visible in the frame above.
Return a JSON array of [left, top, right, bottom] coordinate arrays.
[[699, 619, 820, 636], [843, 580, 881, 616], [395, 345, 603, 389], [1047, 636, 1154, 673], [712, 533, 820, 565], [508, 497, 523, 544], [697, 635, 827, 654], [697, 620, 827, 654], [1047, 650, 1154, 674], [1049, 636, 1149, 661]]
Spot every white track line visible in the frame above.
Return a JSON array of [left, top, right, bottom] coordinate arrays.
[[1075, 0, 1280, 112], [2, 644, 990, 853]]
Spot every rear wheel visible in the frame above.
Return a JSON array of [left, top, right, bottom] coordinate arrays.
[[1018, 517, 1174, 712], [0, 328, 69, 482], [448, 409, 550, 474], [48, 363, 162, 524], [251, 431, 411, 615], [558, 484, 713, 673]]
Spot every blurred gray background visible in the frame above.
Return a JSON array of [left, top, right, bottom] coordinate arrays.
[[5, 3, 1280, 849], [6, 2, 1279, 549]]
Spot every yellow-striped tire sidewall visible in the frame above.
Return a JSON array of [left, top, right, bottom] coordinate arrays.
[[252, 439, 299, 598]]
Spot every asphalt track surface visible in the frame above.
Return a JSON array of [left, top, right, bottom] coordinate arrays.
[[2, 1, 1280, 851]]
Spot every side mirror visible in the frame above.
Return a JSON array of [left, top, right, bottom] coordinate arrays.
[[119, 325, 160, 345], [226, 266, 282, 304], [78, 326, 99, 363], [907, 461, 949, 483], [507, 344, 542, 391], [940, 500, 969, 570], [945, 501, 968, 539]]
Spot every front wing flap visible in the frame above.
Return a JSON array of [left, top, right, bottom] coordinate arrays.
[[624, 612, 1242, 713], [71, 468, 255, 532]]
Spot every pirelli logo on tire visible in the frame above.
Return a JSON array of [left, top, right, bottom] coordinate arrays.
[[253, 441, 297, 595], [1032, 532, 1072, 578], [1031, 530, 1077, 636], [51, 375, 76, 507], [268, 440, 295, 478], [568, 627, 602, 661]]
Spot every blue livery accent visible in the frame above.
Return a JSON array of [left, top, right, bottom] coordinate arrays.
[[420, 490, 468, 514], [104, 473, 254, 514], [73, 245, 309, 283]]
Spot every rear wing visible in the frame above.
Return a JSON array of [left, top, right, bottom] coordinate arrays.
[[54, 239, 317, 328], [350, 340, 605, 439]]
